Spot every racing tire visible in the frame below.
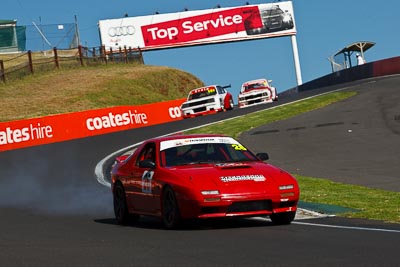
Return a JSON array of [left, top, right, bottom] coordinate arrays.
[[272, 90, 278, 101], [113, 183, 139, 225], [270, 211, 296, 225], [228, 98, 234, 110], [224, 97, 234, 111], [162, 186, 181, 229]]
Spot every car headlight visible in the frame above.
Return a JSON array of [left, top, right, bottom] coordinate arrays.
[[279, 184, 294, 190], [282, 14, 292, 23], [201, 190, 220, 195], [202, 190, 221, 202]]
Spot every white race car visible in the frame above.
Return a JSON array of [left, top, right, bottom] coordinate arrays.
[[238, 79, 278, 108], [180, 85, 234, 119]]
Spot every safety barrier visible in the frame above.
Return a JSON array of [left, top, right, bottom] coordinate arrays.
[[0, 98, 186, 152], [296, 56, 400, 92]]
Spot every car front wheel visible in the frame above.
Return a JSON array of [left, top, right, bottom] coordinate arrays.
[[162, 186, 181, 229]]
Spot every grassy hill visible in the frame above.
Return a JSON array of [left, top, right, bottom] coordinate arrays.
[[0, 64, 204, 122]]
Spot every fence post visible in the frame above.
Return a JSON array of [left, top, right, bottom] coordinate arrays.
[[92, 47, 96, 64], [124, 46, 128, 63], [0, 60, 5, 83], [28, 50, 34, 74], [101, 45, 107, 64], [128, 47, 132, 63], [138, 47, 144, 64], [53, 47, 59, 69], [109, 47, 113, 61], [119, 47, 123, 63], [78, 45, 84, 66]]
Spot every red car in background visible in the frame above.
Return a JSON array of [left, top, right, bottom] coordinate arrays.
[[111, 134, 299, 229], [180, 85, 234, 118]]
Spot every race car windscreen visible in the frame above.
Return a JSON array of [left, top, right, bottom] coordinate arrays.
[[160, 140, 259, 167], [188, 87, 217, 100], [242, 81, 268, 92]]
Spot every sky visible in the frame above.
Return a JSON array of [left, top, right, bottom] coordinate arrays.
[[2, 0, 399, 98]]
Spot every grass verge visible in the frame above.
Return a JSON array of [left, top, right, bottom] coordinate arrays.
[[0, 64, 203, 122], [185, 91, 400, 224], [297, 175, 400, 223]]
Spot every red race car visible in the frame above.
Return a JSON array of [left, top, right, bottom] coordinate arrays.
[[111, 134, 299, 229]]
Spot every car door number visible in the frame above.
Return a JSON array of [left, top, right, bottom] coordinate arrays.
[[142, 170, 154, 193]]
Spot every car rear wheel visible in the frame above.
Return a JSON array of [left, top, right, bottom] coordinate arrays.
[[162, 186, 181, 229], [113, 183, 139, 225], [228, 98, 234, 110], [270, 211, 296, 225], [224, 97, 234, 110]]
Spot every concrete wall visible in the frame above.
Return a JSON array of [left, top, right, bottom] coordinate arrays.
[[296, 56, 400, 93]]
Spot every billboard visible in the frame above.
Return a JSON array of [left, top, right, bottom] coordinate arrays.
[[98, 1, 296, 51]]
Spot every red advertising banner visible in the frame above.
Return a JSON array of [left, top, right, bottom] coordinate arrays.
[[141, 6, 262, 47], [98, 1, 296, 51], [0, 98, 186, 152]]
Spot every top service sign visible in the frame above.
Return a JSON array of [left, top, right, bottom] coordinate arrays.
[[99, 1, 296, 50]]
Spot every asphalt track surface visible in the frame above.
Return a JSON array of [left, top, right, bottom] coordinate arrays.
[[241, 76, 400, 192], [0, 75, 399, 266]]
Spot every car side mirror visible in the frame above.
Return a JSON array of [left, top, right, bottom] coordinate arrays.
[[256, 152, 269, 161], [139, 159, 156, 169]]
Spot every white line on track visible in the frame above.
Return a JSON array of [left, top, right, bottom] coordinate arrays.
[[293, 221, 400, 233], [251, 217, 400, 233]]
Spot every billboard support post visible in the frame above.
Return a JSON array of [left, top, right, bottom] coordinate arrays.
[[291, 35, 302, 86]]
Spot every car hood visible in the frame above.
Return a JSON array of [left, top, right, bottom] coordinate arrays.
[[171, 161, 296, 193], [182, 95, 216, 105]]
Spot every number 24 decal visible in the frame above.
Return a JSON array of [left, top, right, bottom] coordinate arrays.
[[232, 144, 247, 151]]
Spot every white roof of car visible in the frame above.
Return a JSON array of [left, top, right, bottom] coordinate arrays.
[[241, 79, 268, 86]]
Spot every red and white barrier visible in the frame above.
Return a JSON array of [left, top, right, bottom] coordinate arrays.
[[0, 98, 186, 152]]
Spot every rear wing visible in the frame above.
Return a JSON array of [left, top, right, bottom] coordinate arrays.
[[222, 84, 231, 89]]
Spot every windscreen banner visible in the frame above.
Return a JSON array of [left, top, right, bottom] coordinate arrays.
[[99, 1, 296, 51]]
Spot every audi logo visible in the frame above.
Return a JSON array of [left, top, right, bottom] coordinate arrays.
[[168, 107, 182, 119], [108, 25, 136, 37]]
